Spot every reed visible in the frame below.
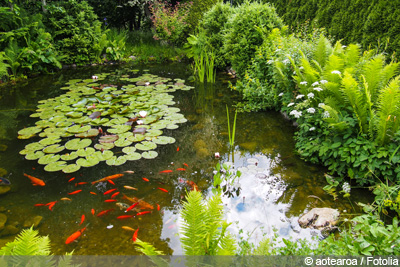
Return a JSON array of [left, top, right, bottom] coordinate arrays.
[[194, 50, 216, 83], [226, 105, 238, 147]]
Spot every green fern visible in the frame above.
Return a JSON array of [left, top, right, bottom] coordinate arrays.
[[135, 239, 164, 256], [0, 52, 10, 80], [313, 35, 332, 69]]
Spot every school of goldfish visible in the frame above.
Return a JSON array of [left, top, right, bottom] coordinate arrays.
[[25, 148, 199, 246]]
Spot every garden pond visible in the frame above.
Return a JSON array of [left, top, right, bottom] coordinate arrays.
[[0, 62, 372, 255]]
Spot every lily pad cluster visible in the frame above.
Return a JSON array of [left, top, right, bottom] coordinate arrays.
[[18, 72, 193, 173]]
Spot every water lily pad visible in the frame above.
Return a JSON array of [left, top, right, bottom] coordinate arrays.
[[122, 147, 137, 154], [145, 129, 163, 137], [135, 141, 157, 151], [106, 155, 127, 166], [38, 154, 61, 165], [107, 125, 131, 134], [152, 136, 176, 145], [76, 147, 96, 157], [114, 138, 133, 147], [25, 142, 45, 152], [67, 125, 91, 133], [93, 150, 114, 161], [125, 152, 142, 161], [61, 152, 79, 161], [75, 128, 99, 138], [142, 151, 158, 159], [25, 151, 45, 160], [99, 135, 119, 143], [18, 126, 42, 136], [127, 134, 145, 142], [62, 164, 81, 173], [39, 137, 62, 146], [44, 161, 67, 172], [166, 124, 179, 130], [117, 132, 133, 139], [65, 111, 83, 118], [76, 156, 100, 167], [35, 120, 55, 128], [43, 144, 65, 154], [65, 138, 92, 150], [94, 142, 115, 150], [90, 118, 109, 126]]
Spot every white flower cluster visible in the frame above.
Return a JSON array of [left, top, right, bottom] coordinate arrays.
[[331, 70, 341, 75], [320, 80, 328, 84], [278, 92, 284, 97], [307, 108, 316, 113], [289, 110, 302, 118], [342, 182, 351, 194], [313, 87, 323, 92], [322, 111, 330, 118], [296, 94, 304, 99], [312, 81, 319, 87], [307, 93, 314, 99], [300, 81, 307, 85], [309, 127, 315, 131], [318, 103, 325, 108]]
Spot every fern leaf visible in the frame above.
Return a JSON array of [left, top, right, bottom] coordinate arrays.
[[344, 44, 361, 68], [323, 54, 344, 83], [379, 62, 399, 92], [314, 35, 332, 69], [135, 239, 165, 256], [362, 54, 385, 102]]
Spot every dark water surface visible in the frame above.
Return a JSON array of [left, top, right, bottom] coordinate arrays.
[[0, 63, 371, 255]]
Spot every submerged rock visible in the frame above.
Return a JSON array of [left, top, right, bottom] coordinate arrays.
[[194, 139, 207, 150], [298, 208, 339, 232], [196, 148, 209, 158], [0, 225, 19, 237], [23, 215, 43, 229], [0, 213, 7, 231]]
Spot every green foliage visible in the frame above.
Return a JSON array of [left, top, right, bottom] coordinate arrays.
[[134, 239, 165, 256], [226, 105, 237, 147], [0, 52, 10, 81], [223, 1, 283, 77], [193, 50, 216, 83], [105, 28, 128, 61], [212, 163, 241, 197], [185, 0, 222, 34]]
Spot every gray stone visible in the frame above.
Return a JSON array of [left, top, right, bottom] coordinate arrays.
[[0, 225, 19, 237], [0, 213, 7, 231], [298, 208, 339, 230], [23, 215, 43, 229]]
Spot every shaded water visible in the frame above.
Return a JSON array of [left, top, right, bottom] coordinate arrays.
[[0, 63, 371, 255]]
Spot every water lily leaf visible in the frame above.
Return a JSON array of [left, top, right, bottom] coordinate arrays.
[[106, 155, 127, 166], [89, 111, 101, 119], [99, 135, 119, 143], [35, 120, 55, 128], [39, 137, 62, 146], [65, 111, 83, 118], [76, 147, 96, 157], [18, 126, 42, 137], [142, 151, 158, 159], [176, 118, 188, 124], [90, 118, 109, 126], [94, 142, 115, 150], [75, 128, 99, 138], [142, 115, 159, 124], [150, 122, 167, 130], [73, 116, 92, 124], [76, 156, 99, 167], [107, 125, 131, 134], [43, 144, 65, 154], [93, 150, 114, 161], [25, 151, 45, 160], [114, 138, 133, 147], [55, 121, 74, 127], [62, 164, 81, 173], [135, 141, 157, 151], [127, 134, 145, 142], [60, 152, 79, 161], [117, 132, 133, 139], [65, 138, 92, 150], [145, 129, 163, 137], [125, 152, 142, 161], [67, 125, 91, 133], [38, 154, 61, 165], [122, 147, 137, 154], [25, 142, 45, 151], [104, 118, 129, 126], [44, 161, 67, 172], [166, 124, 179, 130], [152, 136, 176, 145]]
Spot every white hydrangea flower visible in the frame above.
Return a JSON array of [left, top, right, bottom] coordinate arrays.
[[318, 103, 325, 108], [307, 93, 314, 98], [313, 87, 323, 92], [278, 93, 284, 97], [299, 66, 304, 70], [322, 111, 330, 118], [293, 71, 296, 75], [296, 94, 305, 99], [309, 127, 315, 131], [307, 108, 316, 113], [287, 102, 295, 107], [331, 70, 341, 75], [282, 59, 290, 65], [320, 80, 328, 84], [342, 45, 347, 48], [342, 182, 351, 194], [300, 81, 307, 85], [289, 110, 302, 118], [311, 81, 319, 87]]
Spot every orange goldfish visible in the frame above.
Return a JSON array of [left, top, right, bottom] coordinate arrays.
[[91, 174, 124, 184], [122, 194, 154, 210], [46, 201, 57, 211], [123, 186, 138, 190], [159, 170, 172, 174], [34, 203, 46, 207], [125, 202, 139, 212], [117, 215, 135, 219], [157, 187, 168, 193], [157, 204, 160, 211], [90, 192, 97, 195], [68, 190, 82, 195], [142, 177, 149, 182], [76, 182, 88, 185], [177, 146, 179, 151], [136, 211, 151, 216], [132, 228, 139, 242], [68, 177, 75, 182], [96, 209, 114, 217], [104, 199, 117, 203], [91, 209, 95, 215], [176, 168, 186, 171], [108, 180, 115, 185], [111, 192, 120, 198], [79, 215, 85, 225], [61, 198, 71, 201], [104, 188, 117, 195], [65, 227, 86, 244], [123, 171, 135, 174], [183, 163, 189, 167], [24, 173, 45, 186], [122, 226, 135, 231]]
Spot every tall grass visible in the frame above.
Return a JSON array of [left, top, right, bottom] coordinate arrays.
[[194, 50, 216, 83]]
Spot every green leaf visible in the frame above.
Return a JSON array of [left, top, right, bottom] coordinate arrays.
[[142, 151, 158, 159], [135, 141, 157, 151], [65, 138, 92, 150]]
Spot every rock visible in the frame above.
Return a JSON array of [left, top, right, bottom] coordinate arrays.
[[0, 186, 11, 195], [0, 213, 7, 231], [298, 208, 339, 231], [0, 225, 19, 237], [194, 139, 207, 150], [196, 148, 209, 158], [23, 215, 43, 229]]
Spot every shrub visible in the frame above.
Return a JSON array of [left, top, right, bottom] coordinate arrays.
[[223, 1, 283, 77], [184, 0, 222, 34]]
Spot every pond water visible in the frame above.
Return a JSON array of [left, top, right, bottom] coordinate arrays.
[[0, 62, 372, 255]]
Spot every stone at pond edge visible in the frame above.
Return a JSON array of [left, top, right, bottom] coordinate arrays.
[[298, 208, 339, 231], [0, 225, 19, 237], [23, 215, 43, 229], [0, 186, 11, 195], [0, 213, 7, 231]]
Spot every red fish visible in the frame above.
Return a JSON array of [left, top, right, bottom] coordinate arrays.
[[91, 209, 95, 216], [157, 204, 160, 211], [90, 192, 97, 195], [104, 199, 117, 203], [183, 163, 189, 167], [24, 173, 45, 186], [157, 187, 168, 193], [111, 192, 120, 198], [108, 180, 115, 185], [104, 188, 117, 195], [68, 190, 82, 195], [125, 202, 139, 212], [96, 209, 114, 217], [159, 170, 173, 174], [65, 227, 86, 244], [142, 177, 149, 182], [79, 215, 85, 225], [77, 182, 88, 185], [48, 202, 56, 211], [176, 168, 186, 171], [34, 203, 46, 207], [132, 228, 139, 242], [91, 174, 124, 184], [136, 211, 151, 216], [68, 177, 75, 182], [117, 215, 135, 219], [177, 146, 179, 151]]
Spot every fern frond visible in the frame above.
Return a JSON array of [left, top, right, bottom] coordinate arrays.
[[332, 40, 344, 55], [322, 105, 341, 123], [324, 82, 344, 103], [344, 44, 361, 68], [313, 35, 332, 69], [253, 238, 273, 255], [361, 54, 385, 102], [215, 222, 236, 255], [323, 54, 344, 83], [379, 62, 399, 92], [300, 57, 319, 90], [135, 239, 165, 256], [204, 194, 224, 255]]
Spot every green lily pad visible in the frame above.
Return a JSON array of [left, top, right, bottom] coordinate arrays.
[[44, 161, 67, 172], [76, 156, 100, 167], [94, 142, 115, 150], [35, 120, 55, 128], [67, 125, 91, 133], [19, 149, 30, 155], [127, 134, 145, 142], [43, 144, 65, 154], [93, 150, 114, 161], [107, 125, 131, 134], [18, 126, 42, 136], [65, 111, 83, 118], [152, 136, 176, 145], [117, 132, 133, 139], [25, 151, 45, 160], [166, 124, 179, 130], [38, 154, 61, 165], [39, 137, 62, 146], [25, 142, 45, 151], [122, 147, 137, 154], [125, 152, 142, 161], [90, 118, 109, 126], [145, 129, 163, 137], [114, 138, 133, 147], [142, 151, 158, 159], [76, 147, 96, 157], [99, 135, 119, 143], [135, 141, 157, 151], [75, 128, 99, 138], [60, 152, 79, 161], [106, 155, 127, 166], [62, 164, 81, 173], [65, 138, 92, 150]]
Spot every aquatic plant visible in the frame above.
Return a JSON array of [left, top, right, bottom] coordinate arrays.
[[226, 105, 237, 148]]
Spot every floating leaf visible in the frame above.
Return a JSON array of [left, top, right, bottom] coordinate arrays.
[[93, 150, 114, 161], [166, 124, 179, 130], [65, 111, 83, 118], [152, 136, 176, 145], [62, 164, 81, 173], [61, 152, 79, 161], [122, 147, 136, 154], [107, 125, 131, 134], [43, 144, 65, 154], [114, 138, 133, 147], [67, 125, 91, 133], [125, 152, 142, 161], [25, 151, 45, 160], [38, 154, 61, 165], [145, 129, 163, 137], [44, 161, 67, 172], [94, 142, 115, 150], [65, 138, 92, 150], [142, 151, 158, 159], [75, 128, 99, 138], [25, 142, 45, 151], [135, 141, 157, 151], [127, 134, 145, 142], [18, 126, 42, 136], [77, 156, 100, 167], [90, 118, 109, 126], [76, 147, 96, 157], [39, 137, 62, 146], [106, 156, 127, 166], [99, 135, 119, 143]]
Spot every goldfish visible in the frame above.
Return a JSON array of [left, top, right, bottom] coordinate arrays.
[[65, 227, 86, 244], [176, 168, 186, 171], [61, 198, 71, 201], [159, 170, 172, 174], [104, 199, 117, 203], [104, 188, 117, 195], [124, 171, 135, 174], [125, 202, 139, 212], [68, 177, 75, 182], [142, 177, 149, 182], [76, 182, 88, 185], [123, 186, 138, 190], [24, 173, 45, 186], [79, 215, 85, 225], [91, 209, 95, 215], [157, 187, 168, 193], [117, 215, 134, 219], [96, 209, 114, 217], [108, 180, 115, 185], [177, 146, 179, 151], [91, 174, 124, 184], [186, 181, 199, 192], [122, 226, 135, 231], [45, 201, 57, 211], [68, 190, 82, 195], [111, 192, 120, 198], [34, 203, 46, 207], [157, 204, 160, 211], [122, 194, 154, 210], [136, 211, 151, 216], [132, 228, 139, 242], [90, 192, 97, 195], [183, 163, 189, 167], [116, 202, 130, 210]]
